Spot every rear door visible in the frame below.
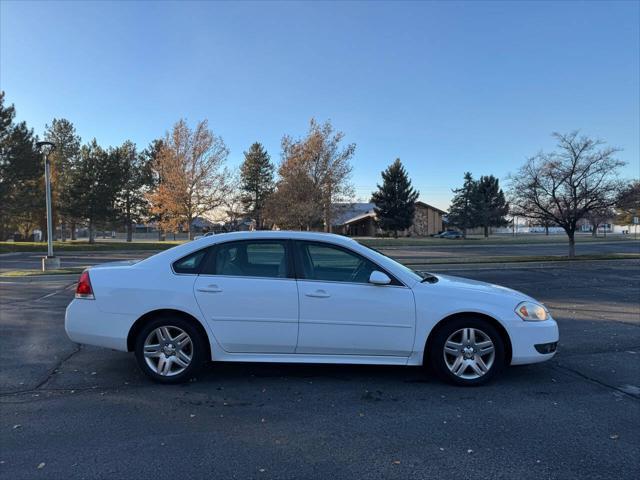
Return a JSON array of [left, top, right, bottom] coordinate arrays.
[[294, 241, 415, 356], [193, 239, 299, 353]]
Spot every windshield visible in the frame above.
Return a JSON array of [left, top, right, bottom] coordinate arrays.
[[359, 244, 434, 283]]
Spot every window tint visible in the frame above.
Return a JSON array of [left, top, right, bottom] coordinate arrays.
[[299, 242, 378, 284], [173, 249, 208, 274], [201, 241, 289, 278]]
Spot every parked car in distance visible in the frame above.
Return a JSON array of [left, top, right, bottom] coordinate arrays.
[[65, 231, 558, 386], [193, 232, 215, 241], [436, 230, 463, 239]]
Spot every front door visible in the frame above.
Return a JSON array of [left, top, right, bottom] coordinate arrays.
[[194, 240, 298, 353], [294, 241, 415, 356]]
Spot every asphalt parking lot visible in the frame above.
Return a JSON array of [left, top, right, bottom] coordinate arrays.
[[1, 256, 639, 479]]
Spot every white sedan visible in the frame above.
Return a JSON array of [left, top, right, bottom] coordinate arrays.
[[65, 231, 559, 386]]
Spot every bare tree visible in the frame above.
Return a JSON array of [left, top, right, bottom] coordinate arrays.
[[223, 171, 248, 231], [274, 119, 355, 232], [585, 207, 615, 237], [147, 119, 229, 240], [509, 131, 625, 257]]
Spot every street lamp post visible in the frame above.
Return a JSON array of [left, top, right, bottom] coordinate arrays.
[[36, 141, 60, 271]]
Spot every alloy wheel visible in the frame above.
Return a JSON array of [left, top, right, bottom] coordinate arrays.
[[443, 327, 495, 380], [143, 326, 193, 377]]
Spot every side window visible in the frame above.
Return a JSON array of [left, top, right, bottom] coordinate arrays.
[[201, 241, 289, 278], [172, 249, 208, 274], [299, 242, 378, 284]]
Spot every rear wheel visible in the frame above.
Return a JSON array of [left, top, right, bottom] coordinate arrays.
[[134, 315, 206, 384], [429, 317, 505, 386]]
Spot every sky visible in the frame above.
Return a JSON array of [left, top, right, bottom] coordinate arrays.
[[1, 0, 638, 210]]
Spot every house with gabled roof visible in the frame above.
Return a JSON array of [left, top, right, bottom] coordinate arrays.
[[332, 201, 445, 237]]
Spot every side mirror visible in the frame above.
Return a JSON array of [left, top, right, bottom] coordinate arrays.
[[369, 270, 391, 285]]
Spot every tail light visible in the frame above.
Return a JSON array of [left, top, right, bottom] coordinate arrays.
[[75, 270, 94, 299]]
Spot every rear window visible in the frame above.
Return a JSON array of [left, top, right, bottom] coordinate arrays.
[[172, 249, 208, 274]]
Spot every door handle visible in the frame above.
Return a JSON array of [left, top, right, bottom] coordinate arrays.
[[197, 284, 222, 293], [305, 289, 330, 298]]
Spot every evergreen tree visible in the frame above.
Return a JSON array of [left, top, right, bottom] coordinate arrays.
[[447, 172, 476, 237], [0, 91, 43, 240], [112, 141, 153, 241], [240, 142, 274, 229], [44, 118, 81, 240], [65, 139, 122, 243], [473, 175, 509, 237], [141, 139, 166, 240], [371, 158, 419, 238]]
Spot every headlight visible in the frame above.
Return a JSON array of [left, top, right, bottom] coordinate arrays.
[[515, 301, 548, 321]]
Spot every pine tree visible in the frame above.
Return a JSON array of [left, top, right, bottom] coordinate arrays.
[[65, 139, 122, 243], [112, 141, 153, 241], [371, 159, 419, 238], [44, 118, 81, 240], [240, 142, 274, 229], [447, 172, 476, 237], [473, 175, 509, 237], [0, 91, 43, 240]]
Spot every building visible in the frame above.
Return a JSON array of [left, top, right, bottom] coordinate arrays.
[[408, 202, 446, 236], [332, 201, 445, 237]]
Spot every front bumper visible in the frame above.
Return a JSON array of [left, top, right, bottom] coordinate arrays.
[[509, 316, 559, 365]]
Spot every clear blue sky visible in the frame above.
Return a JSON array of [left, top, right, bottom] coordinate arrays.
[[2, 0, 638, 210]]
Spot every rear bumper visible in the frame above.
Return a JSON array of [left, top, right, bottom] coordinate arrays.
[[65, 299, 133, 351], [509, 317, 559, 365]]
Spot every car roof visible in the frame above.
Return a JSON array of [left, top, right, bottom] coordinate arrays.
[[199, 230, 357, 244], [138, 231, 358, 267]]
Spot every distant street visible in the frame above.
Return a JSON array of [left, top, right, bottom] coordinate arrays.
[[1, 239, 639, 273], [379, 239, 640, 265]]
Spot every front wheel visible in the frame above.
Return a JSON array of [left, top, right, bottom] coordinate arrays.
[[134, 316, 206, 384], [429, 318, 505, 386]]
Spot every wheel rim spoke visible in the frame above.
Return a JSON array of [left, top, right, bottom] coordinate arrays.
[[444, 340, 461, 355], [159, 327, 172, 341], [174, 354, 189, 368], [144, 344, 161, 358], [451, 356, 466, 376], [475, 355, 489, 373], [468, 328, 476, 344], [156, 355, 167, 375], [176, 332, 190, 348]]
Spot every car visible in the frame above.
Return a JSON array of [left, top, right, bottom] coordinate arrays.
[[436, 230, 463, 239], [192, 232, 215, 241], [65, 231, 558, 386]]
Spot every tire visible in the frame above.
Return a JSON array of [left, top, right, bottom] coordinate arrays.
[[134, 315, 207, 384], [429, 317, 505, 386]]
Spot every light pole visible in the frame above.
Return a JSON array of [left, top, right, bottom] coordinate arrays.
[[36, 141, 60, 270]]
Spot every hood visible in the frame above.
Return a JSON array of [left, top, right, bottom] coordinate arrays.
[[427, 273, 535, 302]]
